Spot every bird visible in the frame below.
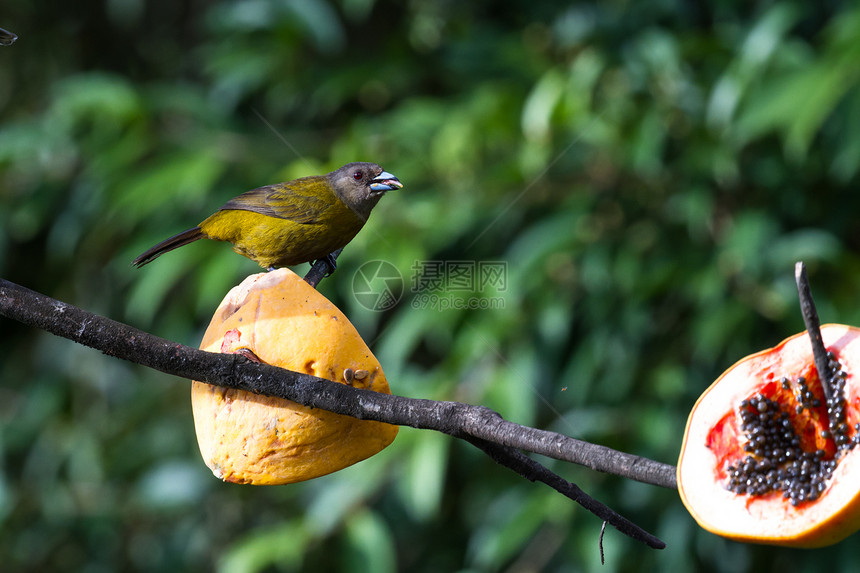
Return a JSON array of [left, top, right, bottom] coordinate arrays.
[[132, 162, 402, 271]]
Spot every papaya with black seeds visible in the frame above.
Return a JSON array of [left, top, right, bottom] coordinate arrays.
[[678, 324, 860, 547]]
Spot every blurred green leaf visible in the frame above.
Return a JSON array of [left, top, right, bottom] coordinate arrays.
[[399, 429, 449, 521], [339, 509, 396, 573], [219, 520, 310, 573]]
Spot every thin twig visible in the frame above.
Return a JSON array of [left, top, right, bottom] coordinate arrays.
[[600, 521, 607, 565], [794, 262, 834, 406], [467, 437, 665, 550], [0, 27, 17, 46]]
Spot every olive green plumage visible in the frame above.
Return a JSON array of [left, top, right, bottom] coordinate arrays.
[[132, 162, 402, 270]]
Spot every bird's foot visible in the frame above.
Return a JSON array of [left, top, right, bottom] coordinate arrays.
[[315, 253, 338, 277]]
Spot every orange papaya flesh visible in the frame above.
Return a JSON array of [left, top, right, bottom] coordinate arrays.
[[678, 324, 860, 547], [192, 268, 398, 485]]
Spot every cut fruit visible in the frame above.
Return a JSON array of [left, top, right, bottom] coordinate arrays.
[[192, 268, 398, 485], [678, 324, 860, 547]]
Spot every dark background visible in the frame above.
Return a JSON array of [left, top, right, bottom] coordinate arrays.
[[2, 0, 860, 571]]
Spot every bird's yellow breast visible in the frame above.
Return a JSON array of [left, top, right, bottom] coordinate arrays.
[[199, 204, 366, 268]]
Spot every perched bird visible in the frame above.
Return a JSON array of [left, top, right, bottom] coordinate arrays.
[[132, 162, 402, 271]]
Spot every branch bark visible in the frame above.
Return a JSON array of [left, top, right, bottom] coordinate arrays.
[[0, 277, 675, 549]]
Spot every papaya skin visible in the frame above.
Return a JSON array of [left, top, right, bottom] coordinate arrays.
[[192, 268, 398, 485], [678, 324, 860, 547]]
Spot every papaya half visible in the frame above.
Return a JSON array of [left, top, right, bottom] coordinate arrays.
[[678, 324, 860, 547], [192, 268, 398, 485]]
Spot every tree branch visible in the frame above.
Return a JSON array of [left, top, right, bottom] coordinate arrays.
[[0, 277, 674, 549]]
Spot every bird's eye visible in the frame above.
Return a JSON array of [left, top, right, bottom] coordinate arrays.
[[353, 171, 363, 181]]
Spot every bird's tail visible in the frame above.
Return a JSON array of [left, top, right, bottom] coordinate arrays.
[[132, 227, 205, 267]]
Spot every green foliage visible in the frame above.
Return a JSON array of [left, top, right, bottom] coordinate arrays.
[[3, 0, 860, 571]]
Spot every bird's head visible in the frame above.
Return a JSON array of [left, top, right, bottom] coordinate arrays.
[[329, 162, 403, 220]]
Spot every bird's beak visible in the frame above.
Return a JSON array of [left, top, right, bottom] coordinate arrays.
[[369, 171, 403, 192]]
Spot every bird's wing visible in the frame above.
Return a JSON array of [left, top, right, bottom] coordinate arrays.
[[219, 179, 333, 225]]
